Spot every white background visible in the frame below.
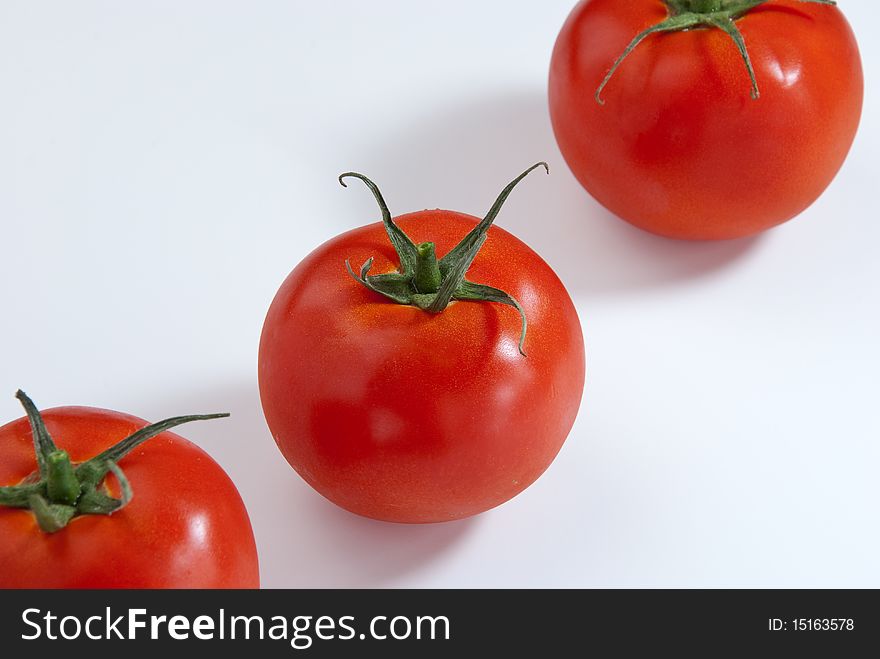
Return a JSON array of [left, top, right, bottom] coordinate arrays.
[[1, 1, 877, 588]]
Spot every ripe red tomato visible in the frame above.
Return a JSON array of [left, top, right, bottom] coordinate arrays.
[[259, 166, 585, 523], [549, 0, 863, 240], [0, 394, 259, 588]]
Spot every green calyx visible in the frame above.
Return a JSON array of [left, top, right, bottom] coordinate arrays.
[[596, 0, 838, 104], [0, 390, 228, 533], [341, 163, 549, 356]]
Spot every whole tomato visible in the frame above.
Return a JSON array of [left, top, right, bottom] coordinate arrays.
[[549, 0, 863, 240], [259, 164, 585, 523], [0, 391, 259, 588]]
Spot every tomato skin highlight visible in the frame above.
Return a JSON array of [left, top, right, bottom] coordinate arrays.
[[549, 0, 863, 240], [259, 211, 585, 523], [0, 407, 259, 589]]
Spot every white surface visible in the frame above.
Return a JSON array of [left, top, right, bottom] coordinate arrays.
[[1, 0, 878, 588]]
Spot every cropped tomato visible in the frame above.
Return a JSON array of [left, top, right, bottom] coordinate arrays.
[[259, 165, 585, 523], [0, 392, 259, 588], [549, 0, 863, 240]]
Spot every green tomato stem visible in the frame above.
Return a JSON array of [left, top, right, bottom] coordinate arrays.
[[0, 390, 229, 533], [45, 450, 81, 506], [414, 242, 442, 294], [340, 164, 549, 356], [684, 0, 724, 11], [597, 0, 839, 105]]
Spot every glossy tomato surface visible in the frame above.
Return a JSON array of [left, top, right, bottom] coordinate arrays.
[[0, 407, 259, 588], [549, 0, 863, 240], [259, 211, 585, 523]]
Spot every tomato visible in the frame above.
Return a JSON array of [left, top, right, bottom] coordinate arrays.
[[0, 392, 259, 588], [549, 0, 863, 240], [259, 165, 585, 523]]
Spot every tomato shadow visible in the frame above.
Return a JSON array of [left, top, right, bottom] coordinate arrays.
[[155, 381, 478, 588], [343, 90, 762, 298]]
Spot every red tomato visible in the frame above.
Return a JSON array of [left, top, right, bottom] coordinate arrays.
[[549, 0, 863, 240], [0, 399, 259, 588], [259, 167, 585, 523]]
